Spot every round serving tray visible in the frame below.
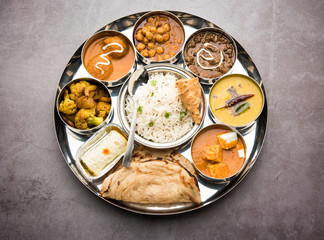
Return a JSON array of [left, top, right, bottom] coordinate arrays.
[[54, 11, 268, 215]]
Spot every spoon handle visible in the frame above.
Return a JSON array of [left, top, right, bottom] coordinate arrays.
[[122, 105, 137, 168]]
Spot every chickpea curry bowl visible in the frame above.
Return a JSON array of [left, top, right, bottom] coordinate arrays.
[[133, 11, 185, 64], [56, 78, 113, 135]]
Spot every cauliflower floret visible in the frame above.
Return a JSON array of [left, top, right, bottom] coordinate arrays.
[[58, 90, 77, 115], [69, 80, 90, 97], [75, 108, 95, 129], [96, 101, 111, 118]]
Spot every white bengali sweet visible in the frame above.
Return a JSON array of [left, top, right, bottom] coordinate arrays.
[[81, 130, 127, 175]]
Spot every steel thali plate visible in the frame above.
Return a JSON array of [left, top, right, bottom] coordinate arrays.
[[54, 11, 268, 215]]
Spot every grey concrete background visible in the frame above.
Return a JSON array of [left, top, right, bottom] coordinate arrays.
[[0, 0, 323, 239]]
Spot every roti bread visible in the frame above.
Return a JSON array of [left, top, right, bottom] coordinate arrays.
[[100, 158, 201, 204]]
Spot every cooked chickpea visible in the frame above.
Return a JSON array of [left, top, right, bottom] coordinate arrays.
[[145, 31, 154, 40], [155, 34, 163, 43], [156, 46, 164, 54], [155, 21, 162, 27], [147, 17, 154, 23], [170, 45, 179, 51], [163, 54, 170, 60], [162, 23, 170, 32], [147, 42, 155, 49], [157, 55, 163, 61], [177, 38, 182, 44], [136, 29, 142, 35], [141, 27, 149, 35], [140, 49, 149, 57], [157, 27, 165, 34], [148, 49, 156, 57], [169, 51, 176, 57], [150, 26, 157, 34], [136, 43, 146, 51], [136, 33, 144, 42], [163, 33, 170, 41], [143, 37, 149, 44]]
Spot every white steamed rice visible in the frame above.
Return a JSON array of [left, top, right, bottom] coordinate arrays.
[[125, 72, 194, 143]]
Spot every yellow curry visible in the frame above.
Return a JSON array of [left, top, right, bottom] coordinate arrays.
[[209, 74, 264, 126]]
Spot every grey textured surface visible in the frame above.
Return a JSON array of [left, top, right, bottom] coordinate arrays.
[[1, 0, 323, 239]]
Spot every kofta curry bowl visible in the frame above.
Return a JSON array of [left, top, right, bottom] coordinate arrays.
[[81, 30, 136, 87], [132, 11, 185, 65], [56, 77, 113, 135], [190, 124, 247, 184], [183, 27, 237, 85]]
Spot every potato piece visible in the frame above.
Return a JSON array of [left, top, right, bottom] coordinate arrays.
[[203, 145, 223, 163]]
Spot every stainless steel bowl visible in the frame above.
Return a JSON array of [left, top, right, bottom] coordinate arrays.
[[76, 123, 128, 182], [183, 27, 238, 85], [190, 124, 247, 184], [208, 73, 265, 129], [56, 77, 113, 135], [81, 30, 136, 87], [117, 63, 206, 149], [132, 11, 185, 65]]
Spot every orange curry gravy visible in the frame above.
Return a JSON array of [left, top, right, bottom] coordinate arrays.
[[84, 34, 135, 81], [191, 128, 245, 178]]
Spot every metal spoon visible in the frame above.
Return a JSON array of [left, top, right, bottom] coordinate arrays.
[[122, 66, 149, 168]]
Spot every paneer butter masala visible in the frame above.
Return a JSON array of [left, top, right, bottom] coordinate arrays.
[[191, 128, 245, 178]]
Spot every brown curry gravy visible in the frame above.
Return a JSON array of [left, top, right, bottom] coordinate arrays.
[[191, 128, 245, 178], [83, 33, 135, 81]]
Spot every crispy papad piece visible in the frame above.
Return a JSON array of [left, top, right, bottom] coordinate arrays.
[[131, 146, 197, 179], [100, 158, 201, 204], [176, 77, 202, 124]]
